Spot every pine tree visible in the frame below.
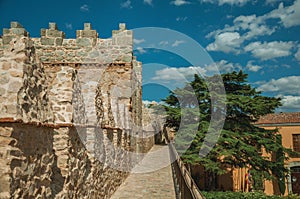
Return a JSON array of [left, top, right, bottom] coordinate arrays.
[[162, 71, 293, 189]]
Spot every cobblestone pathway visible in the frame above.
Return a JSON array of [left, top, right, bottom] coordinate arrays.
[[110, 144, 176, 199]]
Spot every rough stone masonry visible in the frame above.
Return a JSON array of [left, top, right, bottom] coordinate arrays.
[[0, 22, 155, 198]]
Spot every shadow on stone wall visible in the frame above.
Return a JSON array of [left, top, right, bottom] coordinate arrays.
[[8, 123, 62, 198]]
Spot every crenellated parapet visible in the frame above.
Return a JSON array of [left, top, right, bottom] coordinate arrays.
[[40, 22, 65, 46], [0, 21, 139, 125], [2, 22, 29, 45], [1, 22, 133, 63], [76, 23, 98, 47]]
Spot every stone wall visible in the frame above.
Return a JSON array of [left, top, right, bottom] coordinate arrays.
[[0, 123, 134, 198], [0, 22, 153, 198], [0, 123, 56, 198]]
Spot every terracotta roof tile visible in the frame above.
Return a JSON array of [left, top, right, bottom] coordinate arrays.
[[256, 112, 300, 124]]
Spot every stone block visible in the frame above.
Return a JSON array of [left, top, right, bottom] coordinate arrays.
[[5, 104, 17, 114], [56, 56, 63, 61], [2, 62, 11, 70], [46, 29, 64, 38], [0, 127, 13, 137], [49, 22, 57, 30], [55, 38, 63, 46], [41, 38, 55, 46], [9, 70, 23, 77], [112, 30, 118, 36], [10, 21, 23, 28], [2, 35, 13, 45], [89, 50, 100, 58], [76, 38, 92, 47], [82, 30, 97, 38], [0, 74, 9, 84], [76, 50, 88, 57], [0, 87, 5, 96], [76, 30, 82, 38], [122, 55, 132, 63], [119, 87, 132, 98], [3, 28, 10, 35], [40, 29, 46, 37], [126, 30, 133, 36], [8, 81, 22, 92], [40, 56, 49, 62], [119, 23, 126, 31], [11, 28, 27, 36], [84, 23, 92, 30]]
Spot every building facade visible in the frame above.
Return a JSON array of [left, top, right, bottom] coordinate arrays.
[[255, 112, 300, 195]]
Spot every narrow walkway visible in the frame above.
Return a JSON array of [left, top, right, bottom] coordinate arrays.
[[111, 145, 176, 199]]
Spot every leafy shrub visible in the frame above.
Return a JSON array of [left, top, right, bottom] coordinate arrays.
[[202, 191, 300, 199]]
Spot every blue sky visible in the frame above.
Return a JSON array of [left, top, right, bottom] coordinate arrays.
[[1, 0, 299, 112]]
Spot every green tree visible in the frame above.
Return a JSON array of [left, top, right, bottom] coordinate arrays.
[[163, 71, 293, 190]]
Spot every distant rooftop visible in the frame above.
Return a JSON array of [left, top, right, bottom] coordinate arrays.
[[256, 112, 300, 125]]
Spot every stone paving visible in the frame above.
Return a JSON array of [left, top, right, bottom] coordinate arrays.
[[110, 144, 177, 199]]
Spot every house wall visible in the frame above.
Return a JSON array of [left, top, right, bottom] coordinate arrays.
[[259, 125, 300, 196]]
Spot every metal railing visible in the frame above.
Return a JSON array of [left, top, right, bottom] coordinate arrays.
[[169, 142, 206, 199]]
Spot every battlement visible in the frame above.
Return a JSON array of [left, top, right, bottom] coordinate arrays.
[[0, 21, 140, 125], [1, 22, 133, 63], [1, 21, 132, 44]]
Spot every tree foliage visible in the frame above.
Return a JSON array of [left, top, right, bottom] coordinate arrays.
[[162, 71, 293, 183]]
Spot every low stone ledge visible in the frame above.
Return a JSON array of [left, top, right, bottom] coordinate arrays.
[[0, 118, 73, 129], [0, 118, 130, 131], [42, 62, 129, 67]]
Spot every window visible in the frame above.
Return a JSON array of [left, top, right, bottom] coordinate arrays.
[[293, 134, 300, 152]]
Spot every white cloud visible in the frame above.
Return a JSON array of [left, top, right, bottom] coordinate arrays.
[[258, 76, 300, 95], [144, 0, 153, 6], [176, 16, 188, 21], [206, 14, 275, 44], [136, 47, 146, 54], [200, 0, 250, 6], [152, 66, 207, 81], [153, 60, 243, 78], [257, 76, 300, 112], [244, 41, 294, 60], [134, 38, 145, 44], [214, 60, 242, 73], [120, 0, 132, 9], [65, 23, 73, 30], [246, 61, 262, 72], [159, 41, 169, 46], [265, 0, 280, 5], [295, 48, 300, 61], [268, 0, 300, 28], [279, 95, 300, 111], [206, 32, 243, 53], [170, 0, 191, 6], [206, 0, 300, 54], [80, 4, 89, 12], [233, 15, 276, 39], [172, 40, 185, 47]]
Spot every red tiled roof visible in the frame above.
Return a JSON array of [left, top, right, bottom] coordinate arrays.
[[256, 112, 300, 124]]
